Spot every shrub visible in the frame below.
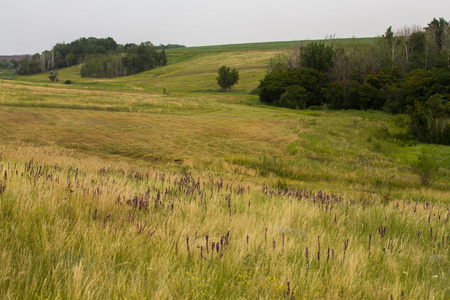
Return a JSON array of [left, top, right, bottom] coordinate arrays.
[[276, 85, 308, 109], [258, 68, 323, 107], [407, 95, 450, 145], [413, 147, 438, 186], [322, 81, 346, 109]]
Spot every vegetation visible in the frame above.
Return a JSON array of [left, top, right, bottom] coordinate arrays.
[[413, 146, 439, 186], [258, 18, 450, 145], [15, 37, 169, 78], [217, 65, 239, 91], [0, 59, 19, 70], [407, 94, 450, 144], [0, 29, 449, 299]]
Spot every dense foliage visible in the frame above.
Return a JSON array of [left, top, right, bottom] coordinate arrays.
[[258, 18, 450, 145], [15, 37, 172, 77], [0, 59, 19, 70], [81, 43, 167, 78], [258, 68, 323, 108]]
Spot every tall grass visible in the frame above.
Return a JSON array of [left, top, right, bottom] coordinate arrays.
[[0, 145, 449, 299]]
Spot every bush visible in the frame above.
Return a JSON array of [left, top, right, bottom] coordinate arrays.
[[276, 86, 308, 109], [64, 80, 72, 84], [258, 68, 323, 107], [322, 81, 346, 109], [413, 147, 438, 186], [407, 95, 450, 145]]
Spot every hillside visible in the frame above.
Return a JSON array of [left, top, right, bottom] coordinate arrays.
[[0, 40, 449, 299]]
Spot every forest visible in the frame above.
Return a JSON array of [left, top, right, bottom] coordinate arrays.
[[258, 18, 450, 145]]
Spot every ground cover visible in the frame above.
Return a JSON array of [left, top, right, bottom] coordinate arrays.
[[0, 39, 449, 299]]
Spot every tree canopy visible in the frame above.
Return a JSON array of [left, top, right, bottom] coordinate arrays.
[[15, 37, 176, 77], [217, 66, 239, 91], [258, 17, 450, 145]]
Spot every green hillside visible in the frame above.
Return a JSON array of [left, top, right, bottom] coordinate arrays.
[[0, 39, 449, 299]]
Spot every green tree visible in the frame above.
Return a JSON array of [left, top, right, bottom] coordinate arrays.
[[217, 66, 239, 91], [299, 41, 335, 73], [16, 54, 42, 75], [426, 18, 449, 52], [383, 26, 404, 68], [408, 31, 427, 70]]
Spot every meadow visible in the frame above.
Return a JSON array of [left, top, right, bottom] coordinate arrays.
[[0, 39, 449, 299]]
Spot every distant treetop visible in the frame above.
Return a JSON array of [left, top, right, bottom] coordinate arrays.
[[14, 37, 179, 76]]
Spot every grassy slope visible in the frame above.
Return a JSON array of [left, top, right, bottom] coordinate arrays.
[[0, 39, 449, 299]]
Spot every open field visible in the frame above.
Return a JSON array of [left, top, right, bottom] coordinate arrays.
[[1, 40, 449, 299]]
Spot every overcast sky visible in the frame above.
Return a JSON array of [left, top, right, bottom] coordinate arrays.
[[1, 0, 449, 55]]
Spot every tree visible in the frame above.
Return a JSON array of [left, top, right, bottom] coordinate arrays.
[[408, 31, 427, 70], [383, 26, 404, 68], [16, 54, 42, 75], [217, 66, 239, 91], [299, 41, 335, 73], [426, 18, 449, 52]]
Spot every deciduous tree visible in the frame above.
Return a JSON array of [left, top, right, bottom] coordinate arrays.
[[217, 66, 239, 91]]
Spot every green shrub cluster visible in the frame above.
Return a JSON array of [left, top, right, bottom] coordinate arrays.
[[407, 94, 450, 145], [258, 18, 450, 145], [258, 68, 323, 108]]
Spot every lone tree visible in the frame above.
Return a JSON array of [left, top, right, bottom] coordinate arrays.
[[217, 66, 239, 91]]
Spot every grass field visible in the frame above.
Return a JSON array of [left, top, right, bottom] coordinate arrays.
[[0, 39, 449, 299]]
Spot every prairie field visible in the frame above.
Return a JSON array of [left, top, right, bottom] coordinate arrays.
[[0, 40, 449, 299]]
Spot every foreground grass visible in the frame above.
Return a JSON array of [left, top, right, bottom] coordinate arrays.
[[1, 40, 449, 298], [0, 145, 449, 299]]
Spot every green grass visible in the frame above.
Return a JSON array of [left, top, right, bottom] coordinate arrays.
[[0, 38, 449, 299], [0, 69, 21, 80]]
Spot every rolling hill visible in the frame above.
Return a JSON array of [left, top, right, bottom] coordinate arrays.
[[0, 39, 449, 299]]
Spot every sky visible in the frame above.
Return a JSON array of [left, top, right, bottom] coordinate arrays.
[[1, 0, 449, 55]]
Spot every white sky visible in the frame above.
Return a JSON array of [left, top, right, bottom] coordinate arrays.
[[1, 0, 449, 55]]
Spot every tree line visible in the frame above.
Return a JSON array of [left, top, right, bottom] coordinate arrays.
[[14, 37, 179, 77], [258, 18, 450, 145], [80, 42, 167, 78], [0, 59, 19, 70]]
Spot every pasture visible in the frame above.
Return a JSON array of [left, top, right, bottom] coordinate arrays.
[[0, 40, 449, 299]]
